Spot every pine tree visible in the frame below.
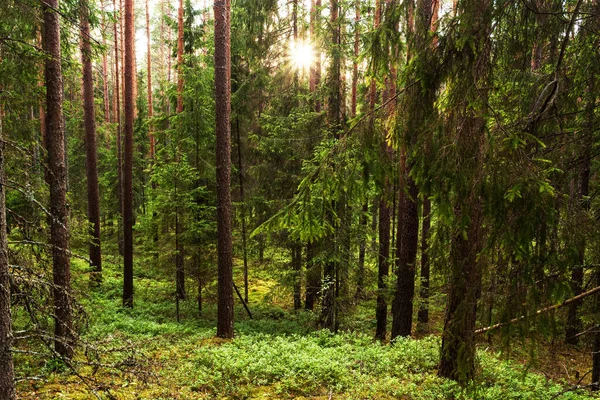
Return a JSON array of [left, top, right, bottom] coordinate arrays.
[[214, 0, 234, 339], [43, 0, 74, 358], [81, 0, 102, 277], [122, 0, 135, 308], [0, 104, 15, 400]]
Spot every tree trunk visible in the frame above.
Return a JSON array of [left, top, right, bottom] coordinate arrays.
[[320, 0, 342, 331], [438, 0, 492, 383], [351, 0, 359, 117], [43, 0, 74, 358], [146, 0, 155, 159], [375, 196, 390, 341], [81, 3, 102, 278], [392, 175, 418, 338], [113, 0, 124, 257], [355, 202, 368, 299], [391, 0, 437, 341], [214, 0, 234, 339], [417, 197, 431, 325], [305, 0, 322, 313], [309, 0, 322, 111], [122, 0, 135, 308], [175, 0, 186, 301], [101, 0, 110, 123], [0, 102, 16, 400]]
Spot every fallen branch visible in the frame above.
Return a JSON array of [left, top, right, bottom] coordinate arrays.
[[475, 285, 600, 335]]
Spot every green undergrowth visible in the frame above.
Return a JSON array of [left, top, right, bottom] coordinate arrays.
[[15, 254, 598, 399]]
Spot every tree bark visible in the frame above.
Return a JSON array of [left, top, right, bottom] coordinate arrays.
[[175, 0, 186, 301], [214, 0, 234, 339], [351, 0, 359, 117], [122, 0, 135, 308], [375, 196, 390, 341], [146, 0, 155, 159], [320, 0, 342, 331], [81, 3, 103, 277], [113, 0, 124, 257], [438, 0, 492, 383], [417, 197, 431, 325], [0, 101, 16, 400], [101, 0, 110, 123], [43, 0, 74, 358], [392, 175, 418, 338], [391, 0, 437, 340]]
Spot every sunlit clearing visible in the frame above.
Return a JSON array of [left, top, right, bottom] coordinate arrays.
[[289, 41, 315, 70]]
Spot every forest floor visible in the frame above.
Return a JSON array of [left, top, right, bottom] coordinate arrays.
[[13, 249, 600, 399]]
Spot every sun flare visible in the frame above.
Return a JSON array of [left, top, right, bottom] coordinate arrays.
[[289, 41, 315, 70]]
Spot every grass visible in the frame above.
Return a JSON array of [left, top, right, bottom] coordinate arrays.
[[13, 251, 600, 399]]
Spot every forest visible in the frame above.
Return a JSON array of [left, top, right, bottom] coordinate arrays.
[[1, 0, 600, 398]]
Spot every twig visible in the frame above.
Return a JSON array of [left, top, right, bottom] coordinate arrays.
[[475, 285, 600, 334]]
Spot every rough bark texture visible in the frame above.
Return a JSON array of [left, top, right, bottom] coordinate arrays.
[[320, 0, 342, 332], [417, 197, 431, 324], [305, 0, 322, 313], [375, 197, 390, 341], [351, 0, 359, 117], [81, 4, 102, 276], [43, 0, 74, 358], [146, 0, 155, 159], [355, 202, 368, 299], [113, 0, 124, 243], [175, 0, 186, 301], [214, 0, 234, 339], [391, 0, 437, 340], [438, 0, 491, 383], [122, 0, 135, 308], [0, 106, 16, 400], [392, 176, 418, 338], [101, 0, 110, 123]]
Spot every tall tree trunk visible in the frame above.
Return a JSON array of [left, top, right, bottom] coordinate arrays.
[[375, 196, 390, 340], [81, 3, 103, 278], [43, 0, 74, 358], [391, 0, 437, 340], [146, 0, 155, 159], [305, 0, 322, 312], [438, 0, 492, 383], [417, 197, 431, 325], [355, 202, 368, 299], [113, 0, 124, 256], [320, 0, 342, 331], [309, 0, 322, 110], [101, 0, 110, 122], [214, 0, 234, 339], [175, 0, 186, 301], [351, 0, 359, 117], [566, 10, 596, 345], [122, 0, 135, 308], [0, 102, 16, 400]]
